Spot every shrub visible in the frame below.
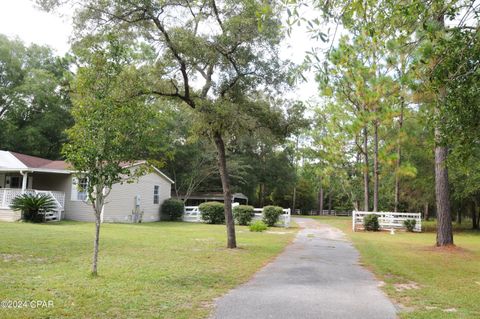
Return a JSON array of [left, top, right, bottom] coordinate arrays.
[[262, 205, 283, 227], [199, 201, 225, 224], [233, 205, 254, 225], [249, 220, 268, 232], [363, 214, 380, 231], [161, 199, 185, 221], [10, 193, 57, 223], [404, 219, 416, 232]]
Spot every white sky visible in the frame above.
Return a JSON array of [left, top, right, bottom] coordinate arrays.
[[0, 0, 324, 102]]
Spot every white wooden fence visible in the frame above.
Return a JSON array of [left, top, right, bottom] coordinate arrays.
[[352, 211, 422, 232], [183, 204, 291, 227], [252, 208, 291, 228]]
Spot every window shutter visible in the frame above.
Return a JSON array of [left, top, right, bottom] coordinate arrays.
[[71, 177, 79, 201]]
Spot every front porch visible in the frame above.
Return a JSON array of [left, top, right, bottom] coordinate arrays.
[[0, 188, 65, 221], [0, 170, 68, 222]]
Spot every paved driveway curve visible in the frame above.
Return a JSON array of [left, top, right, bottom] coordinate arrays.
[[212, 218, 397, 319]]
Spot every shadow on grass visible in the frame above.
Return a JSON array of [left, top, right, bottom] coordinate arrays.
[[422, 219, 480, 234]]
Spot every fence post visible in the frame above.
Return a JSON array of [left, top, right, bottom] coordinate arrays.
[[352, 211, 356, 232]]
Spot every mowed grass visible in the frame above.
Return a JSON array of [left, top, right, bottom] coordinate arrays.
[[304, 216, 480, 319], [0, 221, 296, 319]]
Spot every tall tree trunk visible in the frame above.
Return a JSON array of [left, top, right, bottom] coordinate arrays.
[[373, 120, 379, 212], [434, 134, 453, 246], [213, 131, 236, 249], [424, 202, 430, 221], [258, 183, 265, 207], [318, 176, 323, 215], [363, 126, 370, 211], [328, 190, 332, 215], [292, 186, 297, 214], [472, 200, 479, 230], [434, 6, 454, 247], [394, 98, 404, 212]]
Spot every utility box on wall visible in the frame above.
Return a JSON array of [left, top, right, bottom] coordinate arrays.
[[135, 195, 141, 207]]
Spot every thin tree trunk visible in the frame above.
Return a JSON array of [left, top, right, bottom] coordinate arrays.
[[258, 183, 265, 207], [292, 186, 297, 214], [457, 209, 462, 225], [373, 120, 379, 212], [434, 8, 454, 247], [318, 176, 323, 215], [472, 200, 479, 230], [292, 136, 299, 214], [394, 98, 404, 212], [92, 213, 101, 275], [424, 202, 430, 221], [363, 126, 370, 212], [213, 131, 236, 249], [328, 190, 332, 214]]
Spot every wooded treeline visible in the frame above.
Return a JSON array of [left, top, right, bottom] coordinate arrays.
[[1, 0, 478, 250], [291, 0, 480, 244]]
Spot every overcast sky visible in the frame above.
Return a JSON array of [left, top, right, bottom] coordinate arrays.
[[0, 0, 322, 102]]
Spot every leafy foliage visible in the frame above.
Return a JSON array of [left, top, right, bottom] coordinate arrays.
[[363, 214, 379, 232], [249, 220, 268, 232], [10, 193, 57, 223], [0, 34, 72, 159], [161, 199, 185, 221], [403, 219, 416, 232], [63, 33, 166, 275], [199, 202, 225, 224], [262, 205, 283, 227], [233, 205, 254, 225]]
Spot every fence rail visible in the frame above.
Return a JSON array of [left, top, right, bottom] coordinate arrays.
[[352, 211, 422, 232], [183, 204, 291, 227]]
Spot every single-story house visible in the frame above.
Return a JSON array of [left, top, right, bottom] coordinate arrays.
[[175, 192, 249, 206], [0, 150, 173, 223]]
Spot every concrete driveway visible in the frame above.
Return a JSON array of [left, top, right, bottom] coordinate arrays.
[[212, 218, 397, 319]]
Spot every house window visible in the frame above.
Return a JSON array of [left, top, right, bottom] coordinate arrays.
[[153, 185, 160, 204], [6, 175, 21, 188], [77, 178, 88, 201]]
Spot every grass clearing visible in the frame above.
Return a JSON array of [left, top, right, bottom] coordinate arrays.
[[303, 215, 480, 319], [0, 221, 296, 319]]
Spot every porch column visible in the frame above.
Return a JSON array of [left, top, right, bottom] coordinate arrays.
[[21, 171, 28, 193]]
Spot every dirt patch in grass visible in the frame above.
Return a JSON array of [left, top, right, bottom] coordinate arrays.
[[266, 231, 291, 235], [442, 308, 458, 313], [393, 281, 421, 292], [421, 244, 473, 256], [1, 253, 46, 263]]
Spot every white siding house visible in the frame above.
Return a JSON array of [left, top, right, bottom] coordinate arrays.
[[0, 150, 173, 223]]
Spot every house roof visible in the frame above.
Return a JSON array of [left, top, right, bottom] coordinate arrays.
[[9, 152, 70, 170], [0, 150, 174, 183]]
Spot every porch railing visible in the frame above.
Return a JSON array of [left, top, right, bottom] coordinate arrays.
[[0, 188, 65, 221]]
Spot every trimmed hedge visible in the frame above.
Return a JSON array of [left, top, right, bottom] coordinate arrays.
[[199, 201, 225, 224], [233, 205, 254, 225], [249, 220, 268, 232], [161, 199, 185, 221], [262, 205, 283, 227], [363, 214, 380, 231]]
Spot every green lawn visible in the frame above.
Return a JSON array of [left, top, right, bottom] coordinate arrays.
[[304, 216, 480, 319], [0, 221, 296, 319]]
